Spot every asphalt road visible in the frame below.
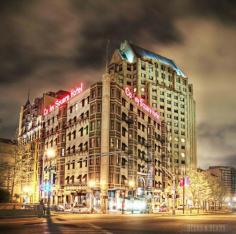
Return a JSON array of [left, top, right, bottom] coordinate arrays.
[[0, 213, 236, 234]]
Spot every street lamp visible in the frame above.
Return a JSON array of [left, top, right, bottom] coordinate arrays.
[[172, 175, 176, 215], [46, 148, 56, 216], [180, 164, 188, 215], [129, 180, 135, 214], [161, 166, 177, 215]]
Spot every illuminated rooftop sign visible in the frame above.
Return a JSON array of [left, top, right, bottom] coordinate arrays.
[[43, 83, 83, 115], [124, 87, 160, 121]]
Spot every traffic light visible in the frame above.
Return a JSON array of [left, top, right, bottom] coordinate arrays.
[[179, 178, 184, 187], [41, 182, 51, 192], [179, 176, 190, 187]]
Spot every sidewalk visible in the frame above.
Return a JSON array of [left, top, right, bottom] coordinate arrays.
[[0, 209, 233, 219], [166, 209, 233, 216]]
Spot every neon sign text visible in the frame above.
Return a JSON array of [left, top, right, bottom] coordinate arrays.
[[44, 83, 83, 115], [125, 87, 160, 121]]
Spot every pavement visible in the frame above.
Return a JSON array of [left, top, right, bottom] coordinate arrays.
[[0, 213, 236, 234]]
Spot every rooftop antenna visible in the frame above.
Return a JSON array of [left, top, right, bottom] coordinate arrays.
[[105, 39, 110, 73], [25, 87, 31, 106], [27, 88, 30, 102]]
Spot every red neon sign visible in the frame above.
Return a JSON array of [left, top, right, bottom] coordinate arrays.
[[125, 87, 160, 121], [43, 83, 83, 115]]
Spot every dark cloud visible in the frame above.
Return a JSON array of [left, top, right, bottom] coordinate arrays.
[[190, 0, 236, 25], [197, 123, 236, 168], [1, 0, 235, 84], [73, 0, 182, 67], [0, 0, 235, 168]]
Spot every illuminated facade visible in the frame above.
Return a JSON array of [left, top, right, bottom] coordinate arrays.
[[17, 76, 169, 211], [16, 41, 196, 212], [16, 97, 42, 203], [108, 41, 197, 176]]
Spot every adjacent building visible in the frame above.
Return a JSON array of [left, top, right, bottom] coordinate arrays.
[[16, 41, 196, 212], [0, 138, 17, 196], [207, 166, 236, 197]]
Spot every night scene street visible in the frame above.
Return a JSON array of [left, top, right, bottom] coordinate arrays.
[[0, 0, 236, 233], [1, 213, 236, 234]]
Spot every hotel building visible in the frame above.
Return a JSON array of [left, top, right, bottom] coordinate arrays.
[[108, 41, 196, 175], [16, 41, 196, 212]]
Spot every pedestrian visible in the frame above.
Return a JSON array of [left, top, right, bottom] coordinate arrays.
[[38, 199, 44, 217], [40, 199, 46, 217]]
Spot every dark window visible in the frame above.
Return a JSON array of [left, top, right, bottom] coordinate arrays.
[[72, 161, 75, 169], [122, 127, 126, 137], [73, 130, 76, 139], [130, 104, 133, 111]]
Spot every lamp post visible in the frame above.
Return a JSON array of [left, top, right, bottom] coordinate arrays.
[[172, 175, 176, 215], [183, 162, 187, 215], [183, 176, 185, 214], [161, 166, 176, 215], [121, 190, 125, 214], [46, 148, 56, 216], [129, 180, 135, 214]]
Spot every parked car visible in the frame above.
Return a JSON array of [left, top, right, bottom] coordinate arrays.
[[72, 204, 91, 214], [159, 204, 168, 212], [177, 205, 184, 210], [55, 204, 65, 211], [153, 204, 169, 213]]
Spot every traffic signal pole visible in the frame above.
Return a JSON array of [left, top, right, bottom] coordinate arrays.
[[183, 176, 185, 214], [172, 175, 176, 215]]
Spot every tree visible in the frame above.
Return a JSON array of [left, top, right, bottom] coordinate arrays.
[[0, 188, 10, 203], [206, 172, 229, 209], [187, 170, 210, 208], [186, 170, 228, 211]]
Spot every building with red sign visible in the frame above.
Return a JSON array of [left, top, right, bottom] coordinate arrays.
[[108, 41, 196, 175], [15, 41, 196, 213]]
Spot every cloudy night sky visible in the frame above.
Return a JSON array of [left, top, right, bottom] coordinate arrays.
[[0, 0, 235, 169]]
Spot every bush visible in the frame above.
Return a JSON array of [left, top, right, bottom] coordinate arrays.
[[0, 188, 10, 203]]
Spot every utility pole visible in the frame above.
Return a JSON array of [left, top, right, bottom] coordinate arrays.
[[161, 166, 176, 215], [47, 159, 52, 216], [183, 176, 185, 214], [172, 175, 176, 215]]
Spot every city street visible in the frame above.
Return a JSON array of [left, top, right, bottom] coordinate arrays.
[[0, 213, 236, 234]]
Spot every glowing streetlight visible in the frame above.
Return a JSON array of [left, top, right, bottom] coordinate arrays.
[[46, 148, 56, 159], [88, 180, 95, 188], [129, 180, 135, 188]]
